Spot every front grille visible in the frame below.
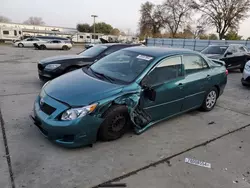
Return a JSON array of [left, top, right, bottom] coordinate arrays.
[[38, 64, 44, 71], [40, 103, 56, 115]]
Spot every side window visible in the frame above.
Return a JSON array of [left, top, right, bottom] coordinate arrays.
[[239, 46, 247, 52], [228, 46, 237, 53], [79, 36, 83, 39], [27, 38, 33, 41], [3, 31, 9, 35], [14, 30, 17, 36], [147, 56, 182, 85], [183, 55, 208, 75]]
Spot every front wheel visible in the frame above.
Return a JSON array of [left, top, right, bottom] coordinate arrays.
[[201, 87, 218, 111], [18, 43, 24, 47], [98, 106, 129, 141]]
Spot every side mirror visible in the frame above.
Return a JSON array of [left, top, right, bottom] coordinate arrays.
[[141, 76, 156, 101], [225, 51, 233, 57]]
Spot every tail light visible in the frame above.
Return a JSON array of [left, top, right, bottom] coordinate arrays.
[[225, 69, 228, 75]]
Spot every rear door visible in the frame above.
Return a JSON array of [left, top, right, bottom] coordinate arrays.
[[182, 54, 212, 111]]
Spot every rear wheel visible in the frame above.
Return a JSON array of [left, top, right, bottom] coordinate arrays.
[[98, 105, 129, 141], [40, 45, 46, 50], [18, 43, 24, 47], [201, 87, 218, 111], [62, 45, 69, 50]]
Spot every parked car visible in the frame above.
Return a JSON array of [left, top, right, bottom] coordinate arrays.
[[31, 47, 228, 148], [37, 43, 141, 81], [241, 60, 250, 86], [201, 44, 250, 72], [34, 40, 72, 50], [14, 37, 46, 47]]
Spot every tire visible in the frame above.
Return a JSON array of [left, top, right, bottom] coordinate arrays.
[[201, 87, 218, 111], [98, 105, 129, 141], [40, 45, 46, 50], [18, 43, 24, 47], [62, 45, 69, 50]]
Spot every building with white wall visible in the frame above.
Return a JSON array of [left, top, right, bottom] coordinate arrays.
[[0, 22, 77, 38]]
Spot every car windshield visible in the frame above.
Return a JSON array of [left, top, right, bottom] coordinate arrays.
[[90, 50, 154, 83], [201, 46, 228, 55], [78, 45, 108, 57]]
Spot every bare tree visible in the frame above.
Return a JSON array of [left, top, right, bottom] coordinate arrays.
[[139, 2, 166, 37], [192, 0, 250, 39], [23, 17, 45, 25], [0, 15, 11, 23], [163, 0, 193, 38]]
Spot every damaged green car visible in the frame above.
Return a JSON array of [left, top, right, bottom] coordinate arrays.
[[31, 47, 227, 148]]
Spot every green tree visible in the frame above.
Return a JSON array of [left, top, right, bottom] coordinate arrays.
[[192, 0, 250, 40], [208, 34, 218, 40], [0, 15, 11, 23], [139, 2, 166, 37], [23, 17, 45, 25], [110, 28, 120, 36], [163, 0, 193, 38], [92, 22, 113, 34], [224, 30, 242, 40], [77, 23, 91, 32]]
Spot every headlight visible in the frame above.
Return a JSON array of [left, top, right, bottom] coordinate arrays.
[[45, 64, 61, 70], [61, 103, 98, 121], [245, 64, 250, 71]]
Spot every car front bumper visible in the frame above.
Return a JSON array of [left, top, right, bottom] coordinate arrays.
[[38, 64, 64, 81], [31, 94, 103, 148]]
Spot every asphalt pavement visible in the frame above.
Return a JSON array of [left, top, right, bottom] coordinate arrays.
[[0, 46, 250, 188]]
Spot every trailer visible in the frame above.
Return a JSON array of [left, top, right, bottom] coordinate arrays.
[[0, 26, 22, 43]]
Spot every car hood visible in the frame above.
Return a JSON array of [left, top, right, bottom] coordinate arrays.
[[203, 54, 223, 59], [39, 55, 90, 64], [44, 69, 123, 106]]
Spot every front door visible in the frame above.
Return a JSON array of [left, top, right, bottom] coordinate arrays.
[[181, 54, 211, 111], [140, 56, 185, 122]]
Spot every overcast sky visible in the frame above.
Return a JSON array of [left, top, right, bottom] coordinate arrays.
[[1, 0, 250, 38]]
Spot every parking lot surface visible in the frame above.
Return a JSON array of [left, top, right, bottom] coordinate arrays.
[[0, 46, 250, 188]]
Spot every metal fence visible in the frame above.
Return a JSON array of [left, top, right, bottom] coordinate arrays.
[[146, 38, 250, 51]]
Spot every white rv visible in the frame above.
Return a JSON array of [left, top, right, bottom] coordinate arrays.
[[0, 27, 23, 42], [71, 32, 104, 43]]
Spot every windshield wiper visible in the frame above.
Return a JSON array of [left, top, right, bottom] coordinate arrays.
[[89, 68, 115, 83]]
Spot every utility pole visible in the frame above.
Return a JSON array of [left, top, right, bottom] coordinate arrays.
[[91, 15, 98, 43]]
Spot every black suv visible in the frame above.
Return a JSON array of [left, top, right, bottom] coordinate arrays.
[[38, 43, 142, 81], [201, 44, 250, 72]]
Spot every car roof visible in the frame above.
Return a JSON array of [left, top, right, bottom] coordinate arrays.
[[122, 46, 193, 57]]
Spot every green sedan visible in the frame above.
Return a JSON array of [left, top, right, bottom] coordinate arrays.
[[31, 47, 228, 148]]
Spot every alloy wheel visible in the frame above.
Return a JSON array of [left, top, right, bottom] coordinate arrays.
[[206, 91, 217, 109]]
